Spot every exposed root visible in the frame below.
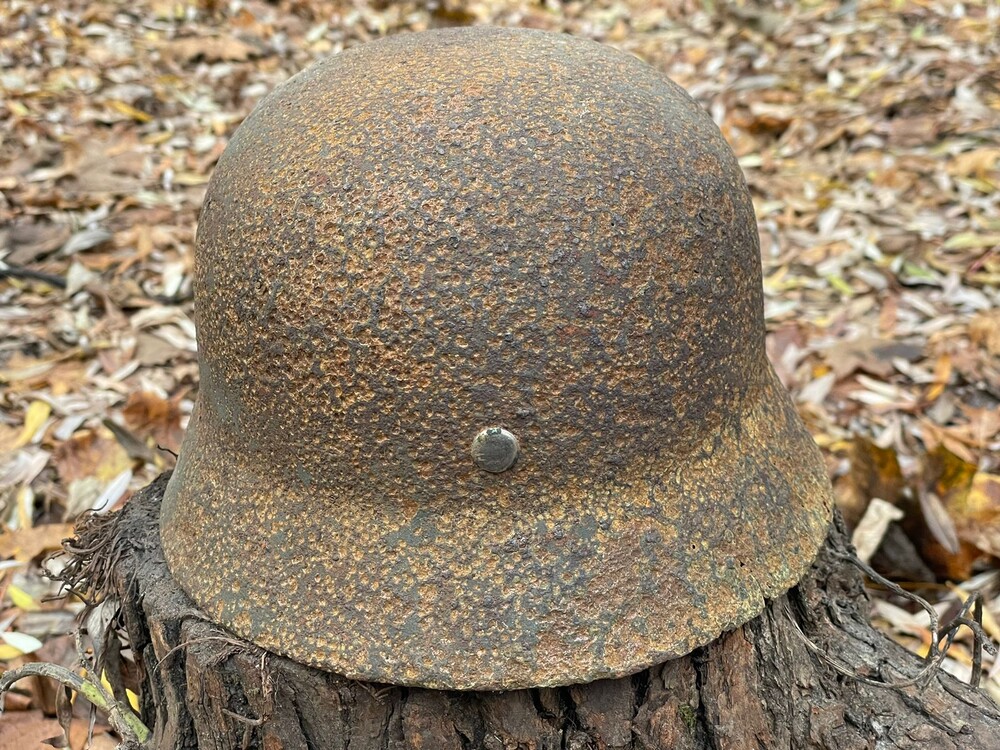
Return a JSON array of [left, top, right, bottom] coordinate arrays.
[[49, 507, 129, 609]]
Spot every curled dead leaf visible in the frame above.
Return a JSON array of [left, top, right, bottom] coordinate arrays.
[[919, 489, 960, 555], [852, 498, 905, 563]]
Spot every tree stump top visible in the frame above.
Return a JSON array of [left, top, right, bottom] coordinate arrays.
[[69, 474, 1000, 749]]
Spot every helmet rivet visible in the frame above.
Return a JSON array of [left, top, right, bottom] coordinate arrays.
[[472, 427, 519, 473]]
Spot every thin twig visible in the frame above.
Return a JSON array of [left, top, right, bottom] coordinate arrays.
[[789, 551, 998, 691], [0, 662, 150, 745], [834, 551, 941, 662], [0, 262, 68, 288]]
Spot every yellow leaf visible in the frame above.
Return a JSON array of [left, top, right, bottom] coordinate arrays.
[[966, 473, 1000, 515], [825, 274, 855, 297], [0, 644, 26, 660], [93, 671, 140, 710], [15, 485, 34, 531], [107, 100, 153, 123], [932, 447, 978, 500], [954, 473, 1000, 558], [7, 584, 41, 611], [942, 233, 1000, 250], [1, 400, 51, 451], [172, 171, 210, 186], [923, 354, 952, 403], [0, 631, 43, 655], [958, 177, 997, 194], [143, 131, 174, 146], [151, 0, 194, 20]]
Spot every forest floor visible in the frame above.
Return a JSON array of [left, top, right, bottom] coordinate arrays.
[[1, 0, 999, 746]]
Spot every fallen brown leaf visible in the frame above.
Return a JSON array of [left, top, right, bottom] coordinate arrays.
[[123, 391, 185, 454], [835, 438, 906, 529], [162, 36, 257, 63], [0, 524, 75, 564], [0, 711, 65, 750], [970, 310, 1000, 356], [950, 472, 1000, 558], [906, 447, 993, 580], [820, 337, 924, 379], [52, 430, 132, 485], [2, 220, 72, 265]]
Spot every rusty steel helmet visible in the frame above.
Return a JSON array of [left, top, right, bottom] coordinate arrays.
[[161, 26, 834, 690]]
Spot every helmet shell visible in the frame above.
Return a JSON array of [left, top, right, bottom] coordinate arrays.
[[161, 26, 833, 690]]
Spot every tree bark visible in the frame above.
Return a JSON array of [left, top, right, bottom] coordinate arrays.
[[74, 474, 1000, 749]]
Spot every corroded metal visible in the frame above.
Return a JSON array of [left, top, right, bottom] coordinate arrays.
[[160, 27, 834, 690]]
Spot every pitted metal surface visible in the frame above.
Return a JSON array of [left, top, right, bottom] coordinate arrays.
[[160, 27, 834, 690]]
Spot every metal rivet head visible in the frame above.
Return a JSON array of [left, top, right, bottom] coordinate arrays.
[[471, 427, 519, 473]]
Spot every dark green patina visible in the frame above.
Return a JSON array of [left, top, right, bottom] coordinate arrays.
[[160, 26, 834, 690]]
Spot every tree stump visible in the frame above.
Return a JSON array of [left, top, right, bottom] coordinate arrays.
[[67, 474, 1000, 749]]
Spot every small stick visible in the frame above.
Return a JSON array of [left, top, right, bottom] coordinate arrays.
[[0, 662, 151, 746]]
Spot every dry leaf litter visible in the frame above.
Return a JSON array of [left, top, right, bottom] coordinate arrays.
[[1, 0, 999, 744]]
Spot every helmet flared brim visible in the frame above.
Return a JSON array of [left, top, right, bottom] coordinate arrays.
[[161, 364, 832, 690]]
